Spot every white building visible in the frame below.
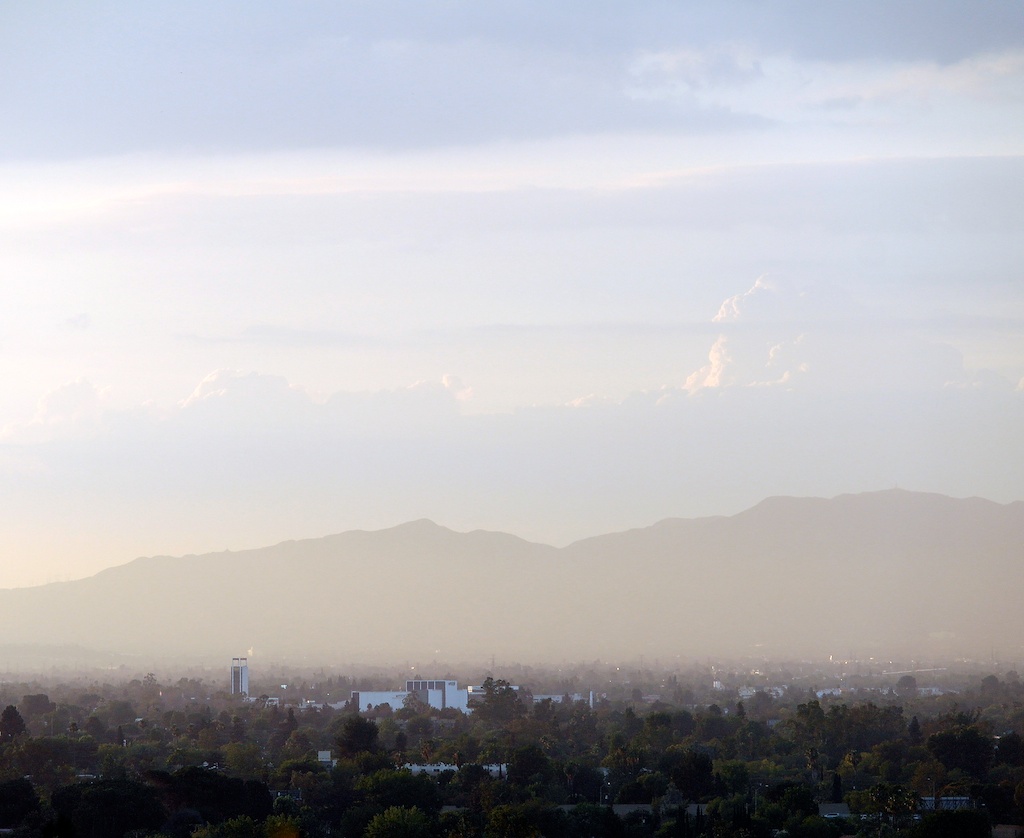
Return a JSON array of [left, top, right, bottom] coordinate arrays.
[[532, 692, 595, 708], [351, 679, 470, 713]]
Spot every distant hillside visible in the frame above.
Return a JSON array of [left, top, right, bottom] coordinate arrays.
[[0, 490, 1021, 665]]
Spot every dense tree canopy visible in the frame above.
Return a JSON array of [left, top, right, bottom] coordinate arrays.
[[0, 667, 1019, 836]]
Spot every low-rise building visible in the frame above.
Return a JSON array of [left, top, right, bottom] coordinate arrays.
[[351, 679, 470, 713]]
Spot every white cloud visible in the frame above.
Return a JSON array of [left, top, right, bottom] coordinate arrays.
[[180, 370, 312, 410], [1, 379, 106, 442], [684, 335, 734, 393], [712, 275, 775, 323], [441, 374, 474, 402], [685, 277, 996, 393]]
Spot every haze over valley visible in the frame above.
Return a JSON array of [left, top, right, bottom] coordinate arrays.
[[3, 8, 1024, 837], [1, 2, 1022, 667], [0, 490, 1020, 668]]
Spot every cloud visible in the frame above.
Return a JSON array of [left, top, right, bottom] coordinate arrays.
[[1, 379, 106, 442], [37, 379, 101, 420], [180, 370, 312, 411], [0, 4, 763, 160], [627, 41, 1024, 135], [684, 277, 998, 393], [684, 336, 734, 393], [626, 44, 765, 106], [442, 374, 473, 402], [5, 2, 1020, 161], [63, 313, 90, 330], [712, 275, 775, 323]]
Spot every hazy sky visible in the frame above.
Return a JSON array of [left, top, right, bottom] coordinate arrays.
[[1, 1, 1022, 588]]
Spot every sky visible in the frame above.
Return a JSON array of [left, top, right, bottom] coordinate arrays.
[[1, 0, 1022, 588]]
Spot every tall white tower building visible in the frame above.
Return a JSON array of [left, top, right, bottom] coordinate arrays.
[[230, 657, 249, 695]]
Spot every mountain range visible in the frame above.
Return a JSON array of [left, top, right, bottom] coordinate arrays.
[[1, 489, 1021, 667]]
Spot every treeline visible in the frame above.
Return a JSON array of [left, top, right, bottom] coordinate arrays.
[[0, 673, 1022, 836]]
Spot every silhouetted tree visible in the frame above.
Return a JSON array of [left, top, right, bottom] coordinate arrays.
[[336, 715, 380, 758], [0, 777, 40, 828], [50, 779, 166, 838], [0, 705, 26, 741], [473, 678, 525, 725], [927, 727, 993, 778]]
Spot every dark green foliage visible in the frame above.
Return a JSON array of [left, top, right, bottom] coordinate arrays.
[[995, 731, 1024, 766], [715, 760, 750, 796], [161, 807, 206, 838], [50, 778, 166, 838], [364, 805, 434, 838], [82, 716, 106, 740], [926, 726, 994, 778], [908, 715, 923, 745], [4, 667, 1024, 838], [973, 781, 1017, 823], [335, 715, 380, 758], [786, 814, 845, 838], [0, 777, 40, 828], [507, 743, 552, 788], [473, 677, 526, 725], [445, 763, 500, 810], [357, 769, 442, 814], [621, 808, 659, 837], [829, 770, 842, 803], [485, 799, 565, 837], [0, 705, 26, 741], [909, 808, 991, 838], [271, 755, 326, 788], [339, 802, 384, 837], [616, 770, 669, 803], [658, 747, 716, 801], [153, 766, 273, 825], [190, 814, 264, 838], [758, 781, 817, 826], [567, 801, 625, 837], [20, 694, 56, 719], [13, 735, 99, 778]]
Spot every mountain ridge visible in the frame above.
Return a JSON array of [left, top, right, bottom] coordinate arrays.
[[2, 490, 1021, 664]]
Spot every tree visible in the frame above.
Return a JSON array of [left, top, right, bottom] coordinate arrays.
[[896, 675, 918, 696], [507, 744, 551, 789], [357, 769, 442, 814], [191, 815, 264, 838], [908, 715, 923, 745], [927, 727, 993, 778], [336, 715, 380, 758], [0, 706, 26, 741], [995, 731, 1024, 766], [50, 779, 167, 838], [163, 766, 273, 825], [659, 747, 716, 801], [0, 777, 40, 829], [485, 801, 556, 838], [473, 678, 525, 725], [20, 694, 55, 719], [911, 809, 991, 838], [364, 805, 434, 838]]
